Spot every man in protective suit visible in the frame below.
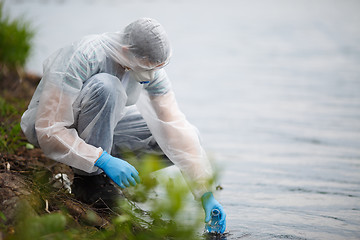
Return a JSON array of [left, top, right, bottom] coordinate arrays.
[[21, 18, 226, 233]]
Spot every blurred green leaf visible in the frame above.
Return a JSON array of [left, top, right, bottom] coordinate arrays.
[[0, 2, 34, 70]]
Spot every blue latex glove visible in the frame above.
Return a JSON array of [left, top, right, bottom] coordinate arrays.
[[95, 151, 141, 188], [201, 192, 226, 233]]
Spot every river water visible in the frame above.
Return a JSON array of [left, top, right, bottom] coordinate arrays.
[[4, 0, 360, 239]]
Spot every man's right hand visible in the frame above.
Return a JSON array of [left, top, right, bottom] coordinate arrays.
[[95, 151, 141, 188], [201, 192, 226, 233]]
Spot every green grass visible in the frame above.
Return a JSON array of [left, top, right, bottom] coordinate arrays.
[[0, 96, 27, 153], [0, 2, 34, 73], [0, 2, 34, 153]]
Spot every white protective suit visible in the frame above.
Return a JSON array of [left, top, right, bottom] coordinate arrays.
[[21, 18, 213, 198]]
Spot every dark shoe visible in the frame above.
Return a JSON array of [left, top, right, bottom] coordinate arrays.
[[71, 173, 124, 208]]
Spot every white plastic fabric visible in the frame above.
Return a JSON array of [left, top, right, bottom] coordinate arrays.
[[21, 18, 213, 199], [137, 90, 214, 198]]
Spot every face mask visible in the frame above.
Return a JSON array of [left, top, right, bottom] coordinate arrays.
[[129, 69, 156, 84]]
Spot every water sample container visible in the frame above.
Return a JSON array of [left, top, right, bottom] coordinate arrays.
[[205, 209, 222, 233]]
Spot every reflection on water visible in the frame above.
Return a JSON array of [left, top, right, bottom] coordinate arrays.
[[205, 232, 230, 240], [5, 0, 360, 239]]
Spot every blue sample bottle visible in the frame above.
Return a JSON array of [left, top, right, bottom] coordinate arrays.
[[205, 209, 222, 233]]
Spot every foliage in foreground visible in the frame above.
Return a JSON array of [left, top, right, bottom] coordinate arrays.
[[2, 156, 207, 240]]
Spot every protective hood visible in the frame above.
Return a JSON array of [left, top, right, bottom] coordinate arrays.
[[100, 18, 172, 71]]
